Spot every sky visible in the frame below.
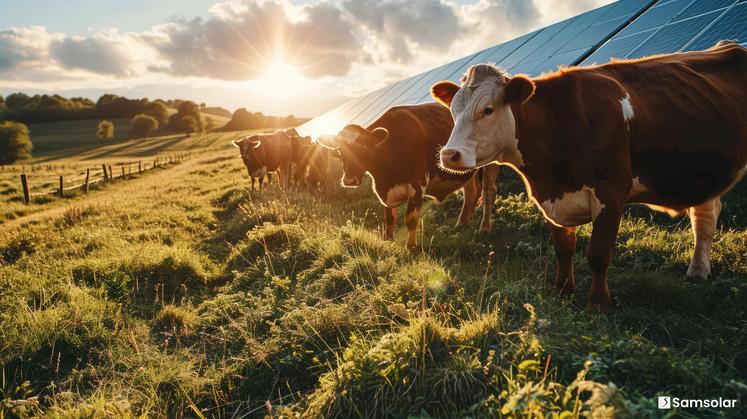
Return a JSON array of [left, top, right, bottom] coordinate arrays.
[[0, 0, 612, 117]]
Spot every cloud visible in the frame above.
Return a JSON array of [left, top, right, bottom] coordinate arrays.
[[50, 34, 135, 76], [343, 0, 465, 63], [141, 0, 363, 80], [0, 26, 58, 71], [459, 0, 541, 50]]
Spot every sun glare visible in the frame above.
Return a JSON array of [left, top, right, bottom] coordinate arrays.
[[248, 59, 312, 100]]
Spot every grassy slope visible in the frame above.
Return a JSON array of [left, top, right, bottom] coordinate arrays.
[[0, 127, 249, 225], [0, 141, 745, 417]]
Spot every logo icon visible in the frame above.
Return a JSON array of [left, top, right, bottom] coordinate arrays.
[[658, 396, 672, 409]]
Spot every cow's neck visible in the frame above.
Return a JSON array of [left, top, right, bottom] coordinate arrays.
[[362, 144, 397, 182], [507, 101, 555, 201]]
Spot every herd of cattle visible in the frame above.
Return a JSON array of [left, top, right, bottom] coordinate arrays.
[[234, 42, 747, 312]]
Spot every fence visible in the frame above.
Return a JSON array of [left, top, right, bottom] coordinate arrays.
[[5, 153, 191, 205]]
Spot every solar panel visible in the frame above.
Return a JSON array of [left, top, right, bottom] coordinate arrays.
[[295, 0, 743, 139], [686, 2, 747, 51], [581, 0, 742, 65]]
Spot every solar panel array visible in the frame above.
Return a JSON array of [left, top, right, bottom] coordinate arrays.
[[297, 0, 747, 138]]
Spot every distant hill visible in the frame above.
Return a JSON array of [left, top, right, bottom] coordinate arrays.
[[200, 106, 232, 118], [220, 108, 309, 132]]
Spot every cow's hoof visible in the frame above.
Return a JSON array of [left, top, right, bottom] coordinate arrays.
[[686, 264, 710, 283], [478, 225, 492, 234], [586, 295, 610, 314], [552, 284, 574, 297]]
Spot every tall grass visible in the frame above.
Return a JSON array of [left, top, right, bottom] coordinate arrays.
[[0, 145, 745, 417]]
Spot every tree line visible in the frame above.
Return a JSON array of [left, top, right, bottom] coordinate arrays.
[[0, 92, 232, 125], [0, 92, 310, 164]]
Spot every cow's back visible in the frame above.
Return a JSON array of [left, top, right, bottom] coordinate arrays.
[[369, 102, 470, 183], [262, 133, 294, 171], [603, 43, 747, 206]]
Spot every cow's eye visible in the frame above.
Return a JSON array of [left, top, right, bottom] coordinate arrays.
[[483, 107, 493, 117]]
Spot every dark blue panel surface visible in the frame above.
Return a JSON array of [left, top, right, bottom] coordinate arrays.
[[582, 30, 653, 63], [631, 12, 718, 57], [617, 0, 691, 36], [687, 3, 747, 50], [672, 0, 735, 22]]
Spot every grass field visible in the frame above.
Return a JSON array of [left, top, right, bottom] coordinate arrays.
[[0, 121, 252, 226], [25, 111, 231, 157], [0, 127, 746, 417]]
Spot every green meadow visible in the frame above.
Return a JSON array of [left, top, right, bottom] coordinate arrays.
[[0, 125, 746, 417]]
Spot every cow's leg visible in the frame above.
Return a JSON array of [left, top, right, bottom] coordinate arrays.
[[251, 176, 256, 192], [457, 175, 479, 227], [384, 206, 398, 240], [405, 195, 423, 249], [687, 197, 722, 281], [282, 164, 292, 190], [550, 224, 576, 296], [479, 165, 500, 232], [586, 196, 624, 313], [266, 173, 272, 188]]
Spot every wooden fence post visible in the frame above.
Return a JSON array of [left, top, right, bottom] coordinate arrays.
[[83, 169, 90, 193], [59, 176, 64, 197], [121, 166, 125, 178], [20, 174, 30, 204], [138, 161, 142, 173], [108, 165, 113, 182], [102, 164, 109, 181]]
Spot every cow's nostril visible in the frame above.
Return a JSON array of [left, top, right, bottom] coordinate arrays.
[[449, 151, 461, 163]]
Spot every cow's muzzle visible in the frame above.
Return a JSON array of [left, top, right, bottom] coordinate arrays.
[[439, 148, 475, 172], [342, 176, 361, 187]]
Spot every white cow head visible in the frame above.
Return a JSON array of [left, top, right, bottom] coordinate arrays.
[[431, 64, 535, 171]]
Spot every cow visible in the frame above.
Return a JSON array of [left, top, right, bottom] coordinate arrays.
[[318, 102, 500, 249], [290, 134, 333, 189], [232, 132, 294, 190], [430, 41, 747, 312]]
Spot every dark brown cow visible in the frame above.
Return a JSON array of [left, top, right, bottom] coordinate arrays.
[[232, 132, 294, 190], [319, 102, 500, 248], [290, 135, 332, 188], [431, 42, 747, 312]]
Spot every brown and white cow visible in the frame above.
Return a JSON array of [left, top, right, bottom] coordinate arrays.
[[319, 102, 500, 248], [232, 132, 294, 190], [431, 42, 747, 312]]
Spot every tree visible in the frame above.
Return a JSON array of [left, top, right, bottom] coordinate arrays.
[[179, 116, 199, 136], [130, 114, 159, 139], [0, 121, 32, 163], [168, 100, 203, 134], [145, 101, 169, 125], [97, 120, 115, 142], [5, 92, 31, 110], [205, 116, 215, 132]]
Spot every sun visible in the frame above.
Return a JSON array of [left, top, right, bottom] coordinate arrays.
[[248, 58, 313, 100]]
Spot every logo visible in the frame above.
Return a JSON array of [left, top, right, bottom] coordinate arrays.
[[657, 395, 738, 410]]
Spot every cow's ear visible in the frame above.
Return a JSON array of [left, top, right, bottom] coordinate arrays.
[[251, 140, 261, 148], [505, 75, 535, 104], [431, 81, 460, 108], [371, 127, 389, 146], [231, 139, 242, 148]]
